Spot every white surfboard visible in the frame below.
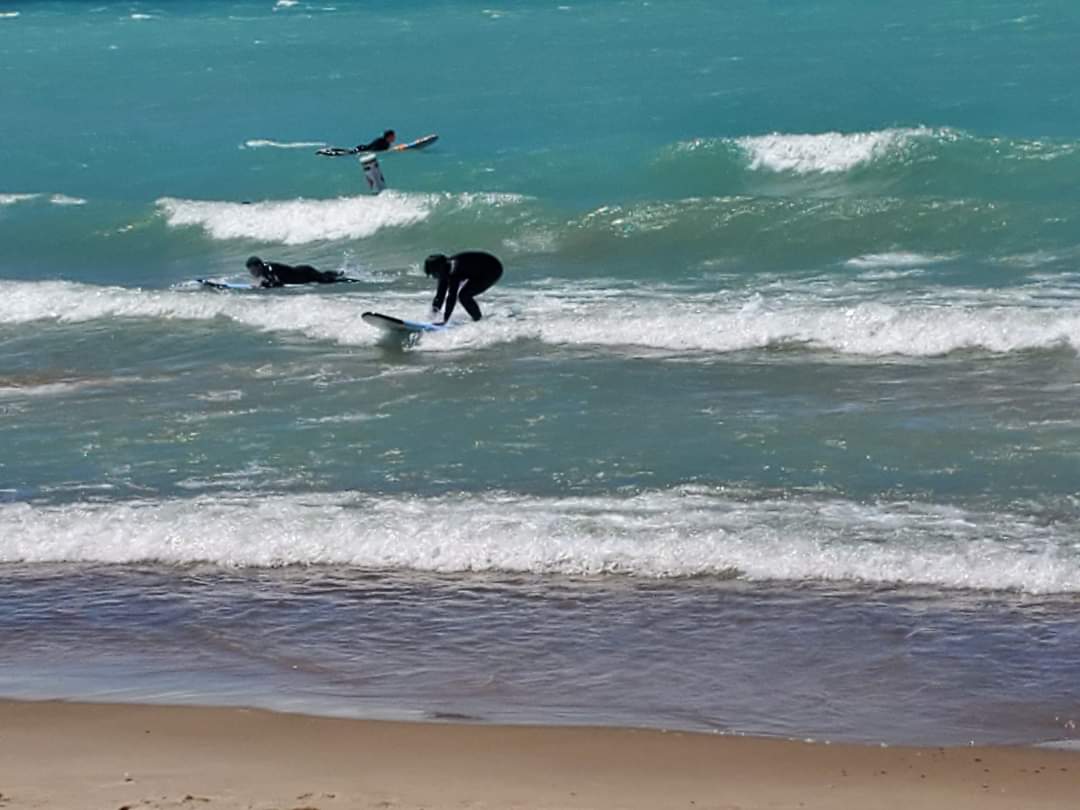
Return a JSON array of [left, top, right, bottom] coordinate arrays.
[[362, 311, 447, 333]]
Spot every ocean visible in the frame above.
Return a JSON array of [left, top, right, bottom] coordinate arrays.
[[1, 0, 1078, 746]]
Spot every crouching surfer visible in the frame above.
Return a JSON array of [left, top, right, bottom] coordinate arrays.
[[425, 251, 503, 323], [246, 256, 348, 288]]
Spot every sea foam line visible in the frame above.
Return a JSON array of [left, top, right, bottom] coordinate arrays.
[[1, 489, 1077, 593], [0, 281, 390, 347], [2, 281, 1079, 358]]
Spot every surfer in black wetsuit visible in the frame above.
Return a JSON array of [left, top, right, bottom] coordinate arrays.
[[425, 251, 504, 322], [356, 129, 396, 152], [246, 256, 347, 288]]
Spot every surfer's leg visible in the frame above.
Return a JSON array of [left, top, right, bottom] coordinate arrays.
[[458, 283, 483, 320], [457, 265, 503, 321]]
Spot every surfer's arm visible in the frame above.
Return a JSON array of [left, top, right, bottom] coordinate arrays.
[[441, 280, 459, 323], [432, 275, 449, 311]]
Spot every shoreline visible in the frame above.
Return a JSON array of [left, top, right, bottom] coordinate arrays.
[[1, 699, 1077, 809]]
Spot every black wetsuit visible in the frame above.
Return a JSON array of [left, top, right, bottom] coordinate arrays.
[[431, 252, 504, 321], [256, 262, 345, 288], [356, 135, 392, 152]]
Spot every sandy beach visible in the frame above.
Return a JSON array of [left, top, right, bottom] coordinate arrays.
[[1, 700, 1077, 810]]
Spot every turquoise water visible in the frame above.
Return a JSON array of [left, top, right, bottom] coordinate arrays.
[[1, 1, 1079, 744]]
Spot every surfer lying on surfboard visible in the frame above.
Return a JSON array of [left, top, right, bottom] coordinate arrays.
[[425, 251, 504, 323], [246, 256, 351, 288], [356, 129, 396, 152]]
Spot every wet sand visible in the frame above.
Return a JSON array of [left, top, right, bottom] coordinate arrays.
[[0, 699, 1077, 809]]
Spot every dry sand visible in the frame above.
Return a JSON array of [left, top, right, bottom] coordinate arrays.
[[1, 699, 1077, 809]]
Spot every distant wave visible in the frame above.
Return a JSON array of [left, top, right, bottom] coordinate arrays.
[[736, 127, 936, 174], [2, 279, 1078, 358], [241, 139, 326, 150], [1, 488, 1077, 593], [674, 127, 938, 175], [0, 11, 20, 19], [157, 194, 431, 244], [157, 192, 526, 245], [666, 128, 1080, 200], [557, 196, 1065, 271]]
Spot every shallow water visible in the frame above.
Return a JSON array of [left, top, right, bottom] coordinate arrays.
[[1, 566, 1077, 746]]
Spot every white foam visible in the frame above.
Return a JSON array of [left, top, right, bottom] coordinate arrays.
[[274, 0, 299, 6], [422, 290, 1080, 358], [242, 139, 325, 150], [0, 193, 38, 205], [157, 194, 432, 244], [1, 193, 87, 207], [735, 128, 935, 174], [1, 489, 1077, 593], [0, 280, 390, 347], [845, 252, 953, 270], [49, 194, 87, 206], [129, 13, 154, 20], [0, 11, 19, 19], [1, 280, 1079, 358]]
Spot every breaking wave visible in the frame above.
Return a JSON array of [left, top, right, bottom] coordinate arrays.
[[1, 488, 1077, 593], [1, 279, 1078, 358], [156, 192, 527, 245], [664, 128, 1080, 201]]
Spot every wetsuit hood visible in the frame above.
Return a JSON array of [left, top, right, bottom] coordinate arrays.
[[424, 253, 450, 276]]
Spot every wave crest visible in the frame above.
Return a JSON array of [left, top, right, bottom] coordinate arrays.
[[735, 127, 937, 174], [157, 192, 526, 245]]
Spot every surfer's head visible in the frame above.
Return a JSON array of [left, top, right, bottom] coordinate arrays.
[[246, 256, 268, 279], [424, 254, 450, 277], [383, 129, 396, 143]]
